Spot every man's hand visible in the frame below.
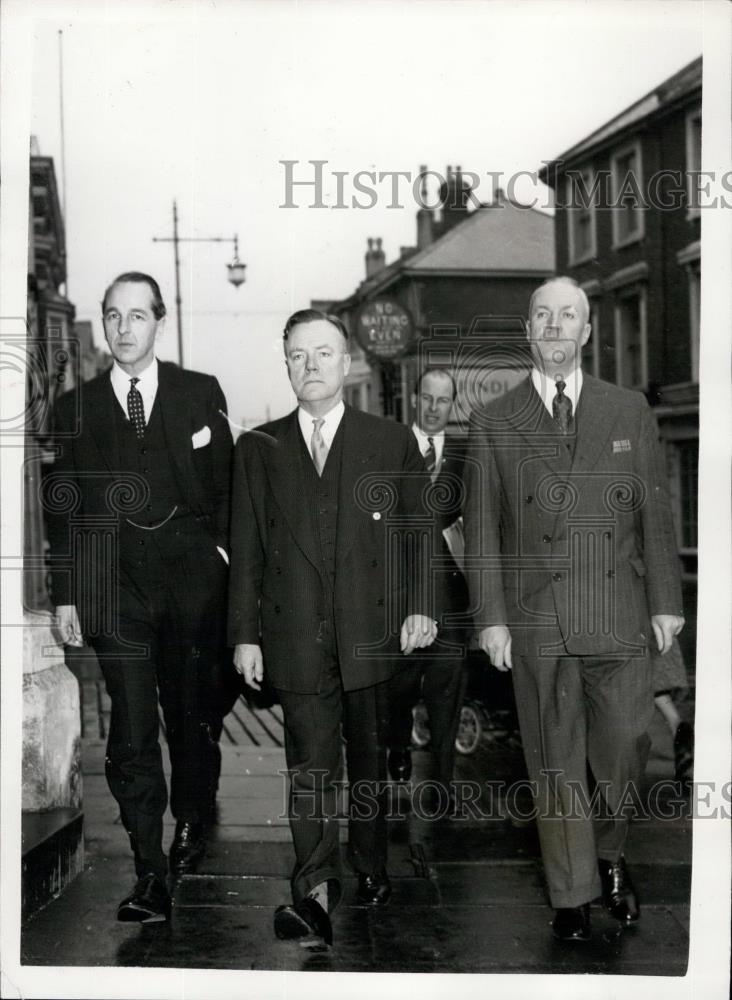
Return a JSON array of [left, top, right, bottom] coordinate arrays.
[[56, 605, 83, 647], [651, 614, 685, 655], [233, 643, 264, 690], [477, 625, 512, 671], [400, 615, 437, 654]]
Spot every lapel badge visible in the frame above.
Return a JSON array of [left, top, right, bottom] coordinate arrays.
[[612, 438, 631, 453]]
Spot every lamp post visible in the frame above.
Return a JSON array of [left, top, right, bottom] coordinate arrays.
[[153, 200, 246, 366]]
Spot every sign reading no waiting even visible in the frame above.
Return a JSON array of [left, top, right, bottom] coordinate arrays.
[[354, 297, 414, 361]]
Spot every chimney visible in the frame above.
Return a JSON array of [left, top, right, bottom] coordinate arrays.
[[365, 237, 386, 279], [416, 164, 434, 249], [436, 163, 471, 237]]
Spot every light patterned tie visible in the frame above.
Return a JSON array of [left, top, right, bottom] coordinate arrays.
[[552, 379, 573, 436], [311, 418, 328, 475], [127, 377, 146, 439]]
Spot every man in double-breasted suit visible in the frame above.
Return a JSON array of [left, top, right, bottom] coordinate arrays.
[[464, 277, 684, 941], [47, 273, 234, 922], [387, 368, 470, 804], [228, 309, 436, 948]]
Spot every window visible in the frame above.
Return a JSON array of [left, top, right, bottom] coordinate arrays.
[[566, 167, 597, 264], [614, 289, 647, 389], [677, 439, 698, 551], [685, 109, 702, 216], [611, 142, 644, 247]]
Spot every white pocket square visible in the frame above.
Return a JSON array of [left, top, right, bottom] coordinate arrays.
[[192, 425, 211, 449]]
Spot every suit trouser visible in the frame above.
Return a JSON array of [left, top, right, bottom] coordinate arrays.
[[276, 649, 390, 910], [511, 650, 653, 908], [388, 626, 468, 786], [89, 540, 228, 880]]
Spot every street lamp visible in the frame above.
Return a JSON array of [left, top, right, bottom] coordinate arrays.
[[152, 199, 246, 366]]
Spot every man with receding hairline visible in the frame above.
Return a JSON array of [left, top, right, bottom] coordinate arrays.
[[464, 276, 684, 942], [228, 308, 437, 948]]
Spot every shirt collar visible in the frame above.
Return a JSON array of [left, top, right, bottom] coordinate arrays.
[[411, 422, 445, 448], [110, 356, 158, 394], [531, 366, 583, 416], [298, 400, 345, 449]]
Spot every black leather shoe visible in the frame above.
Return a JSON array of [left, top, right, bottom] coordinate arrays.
[[356, 871, 392, 906], [274, 898, 333, 947], [169, 821, 205, 875], [117, 873, 171, 923], [388, 747, 412, 782], [552, 904, 591, 942], [674, 721, 694, 784], [598, 856, 639, 923]]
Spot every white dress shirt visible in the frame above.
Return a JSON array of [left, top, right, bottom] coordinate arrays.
[[531, 366, 583, 417], [298, 400, 345, 460], [110, 357, 159, 423], [412, 423, 445, 473]]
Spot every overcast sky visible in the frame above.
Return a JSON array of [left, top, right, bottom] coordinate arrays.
[[28, 0, 705, 426]]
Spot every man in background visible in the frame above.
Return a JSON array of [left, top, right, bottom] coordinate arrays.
[[387, 368, 470, 811], [48, 272, 234, 923]]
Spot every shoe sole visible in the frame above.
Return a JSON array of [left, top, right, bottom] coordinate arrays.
[[274, 907, 312, 940], [117, 905, 170, 923]]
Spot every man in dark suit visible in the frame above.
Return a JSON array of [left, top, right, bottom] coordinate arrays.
[[387, 368, 470, 807], [47, 272, 234, 922], [228, 309, 437, 948], [464, 276, 684, 942]]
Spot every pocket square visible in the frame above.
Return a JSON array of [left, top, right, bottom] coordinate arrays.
[[612, 438, 631, 453], [192, 425, 211, 449]]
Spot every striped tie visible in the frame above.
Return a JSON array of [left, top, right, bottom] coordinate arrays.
[[127, 377, 146, 439], [424, 436, 437, 480]]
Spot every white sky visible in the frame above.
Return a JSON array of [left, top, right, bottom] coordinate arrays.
[[27, 0, 705, 426]]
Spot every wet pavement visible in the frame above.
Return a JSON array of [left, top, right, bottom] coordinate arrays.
[[20, 697, 693, 977]]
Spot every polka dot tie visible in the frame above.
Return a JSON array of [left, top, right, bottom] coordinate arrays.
[[311, 418, 328, 476], [127, 377, 146, 439]]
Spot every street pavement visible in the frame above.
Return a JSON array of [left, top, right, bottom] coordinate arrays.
[[20, 690, 693, 978]]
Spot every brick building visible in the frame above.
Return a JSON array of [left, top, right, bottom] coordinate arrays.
[[538, 56, 702, 653]]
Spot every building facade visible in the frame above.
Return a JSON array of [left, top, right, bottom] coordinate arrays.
[[539, 56, 702, 655], [320, 167, 555, 432]]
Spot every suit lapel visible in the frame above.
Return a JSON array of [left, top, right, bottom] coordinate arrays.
[[157, 363, 204, 510], [337, 407, 378, 566], [503, 377, 571, 474], [571, 375, 620, 473], [263, 410, 322, 572], [85, 372, 120, 472]]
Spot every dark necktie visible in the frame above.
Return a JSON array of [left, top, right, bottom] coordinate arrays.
[[552, 380, 573, 435], [127, 377, 146, 439], [425, 436, 437, 480], [311, 418, 328, 476]]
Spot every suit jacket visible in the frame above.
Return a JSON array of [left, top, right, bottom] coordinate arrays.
[[463, 373, 682, 658], [47, 361, 233, 613], [227, 405, 435, 693], [422, 433, 470, 620]]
